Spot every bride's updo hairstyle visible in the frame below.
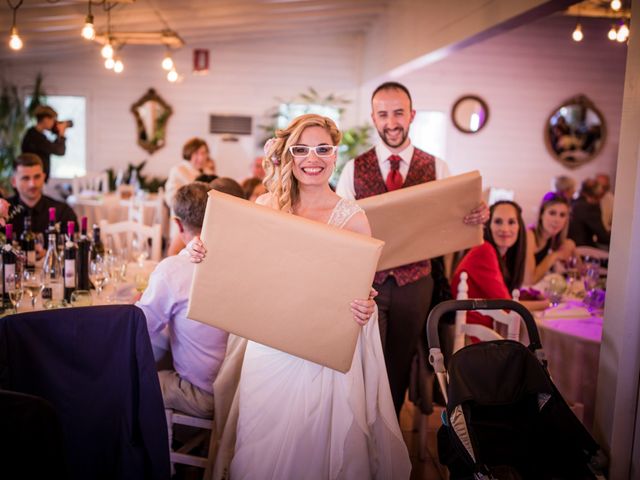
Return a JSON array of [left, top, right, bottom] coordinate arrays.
[[262, 114, 341, 213]]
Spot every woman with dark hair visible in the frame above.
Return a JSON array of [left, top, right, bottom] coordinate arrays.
[[526, 192, 576, 284], [451, 200, 528, 329]]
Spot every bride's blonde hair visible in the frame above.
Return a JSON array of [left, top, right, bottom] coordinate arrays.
[[262, 114, 342, 213]]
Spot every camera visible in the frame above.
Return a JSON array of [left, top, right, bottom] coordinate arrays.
[[52, 120, 73, 135]]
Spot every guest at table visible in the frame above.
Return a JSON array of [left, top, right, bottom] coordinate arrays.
[[526, 192, 576, 285], [0, 198, 9, 227], [7, 153, 77, 240], [552, 174, 577, 202], [241, 176, 267, 202], [164, 137, 216, 210], [451, 200, 527, 330], [136, 181, 234, 418], [595, 173, 614, 231], [568, 179, 610, 248], [166, 177, 244, 256], [21, 105, 67, 182]]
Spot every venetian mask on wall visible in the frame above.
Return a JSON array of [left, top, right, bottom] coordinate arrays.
[[130, 88, 173, 154]]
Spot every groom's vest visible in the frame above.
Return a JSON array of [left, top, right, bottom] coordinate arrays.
[[354, 147, 436, 286]]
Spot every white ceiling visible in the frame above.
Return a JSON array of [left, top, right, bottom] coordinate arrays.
[[0, 0, 389, 60]]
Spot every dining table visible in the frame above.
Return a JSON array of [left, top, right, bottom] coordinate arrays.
[[3, 259, 159, 317]]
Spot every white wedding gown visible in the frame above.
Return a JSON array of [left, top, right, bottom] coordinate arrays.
[[229, 198, 411, 480]]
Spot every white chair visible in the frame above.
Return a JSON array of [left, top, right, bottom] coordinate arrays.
[[72, 172, 109, 195], [165, 334, 248, 479], [99, 220, 162, 262], [453, 272, 522, 351]]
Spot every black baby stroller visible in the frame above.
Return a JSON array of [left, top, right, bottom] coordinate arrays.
[[426, 299, 601, 480]]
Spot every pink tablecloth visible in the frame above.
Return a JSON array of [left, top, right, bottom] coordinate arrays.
[[534, 300, 602, 430]]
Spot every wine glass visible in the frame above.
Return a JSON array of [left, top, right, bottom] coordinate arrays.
[[8, 273, 24, 314], [545, 274, 566, 307], [134, 272, 149, 294], [131, 235, 150, 267], [22, 269, 43, 310], [90, 256, 109, 298], [583, 261, 600, 310]]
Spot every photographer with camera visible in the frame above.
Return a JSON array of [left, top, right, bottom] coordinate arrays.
[[21, 105, 72, 183]]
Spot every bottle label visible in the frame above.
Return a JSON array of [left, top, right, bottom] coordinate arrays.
[[4, 263, 15, 291], [64, 259, 76, 288]]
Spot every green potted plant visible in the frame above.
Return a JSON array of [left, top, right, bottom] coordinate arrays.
[[0, 74, 46, 195]]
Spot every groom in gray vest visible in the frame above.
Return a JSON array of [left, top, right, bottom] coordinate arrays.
[[337, 82, 487, 415]]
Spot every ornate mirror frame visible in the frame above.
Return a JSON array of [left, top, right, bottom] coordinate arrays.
[[451, 95, 489, 134], [130, 88, 173, 154], [544, 94, 606, 169]]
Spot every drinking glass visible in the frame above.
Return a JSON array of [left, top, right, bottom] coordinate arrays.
[[70, 290, 93, 307], [131, 236, 150, 267], [90, 256, 109, 298], [8, 273, 23, 314], [545, 275, 566, 307], [22, 269, 43, 310], [134, 272, 149, 294]]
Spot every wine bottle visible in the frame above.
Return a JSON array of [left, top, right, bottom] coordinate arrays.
[[91, 224, 105, 260], [77, 217, 91, 290], [42, 232, 63, 308], [45, 207, 57, 249], [2, 224, 17, 309], [20, 216, 36, 273], [63, 221, 77, 303]]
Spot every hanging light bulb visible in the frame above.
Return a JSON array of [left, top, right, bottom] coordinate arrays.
[[104, 57, 115, 70], [608, 25, 618, 41], [113, 58, 124, 73], [167, 69, 178, 82], [101, 42, 114, 59], [9, 26, 23, 50], [572, 23, 584, 42], [617, 22, 629, 42], [162, 52, 174, 71], [8, 0, 24, 51], [81, 14, 96, 40], [610, 0, 622, 11]]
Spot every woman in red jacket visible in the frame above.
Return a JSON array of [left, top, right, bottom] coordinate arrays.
[[451, 200, 527, 329]]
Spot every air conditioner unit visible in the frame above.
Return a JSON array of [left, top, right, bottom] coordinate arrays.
[[209, 115, 252, 136]]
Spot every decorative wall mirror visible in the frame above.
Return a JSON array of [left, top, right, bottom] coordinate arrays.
[[130, 88, 173, 154], [451, 95, 489, 133], [544, 94, 605, 169]]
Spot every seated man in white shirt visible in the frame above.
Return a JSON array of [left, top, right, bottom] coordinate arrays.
[[137, 180, 241, 418]]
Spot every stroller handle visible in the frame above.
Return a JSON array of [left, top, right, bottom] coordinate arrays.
[[426, 299, 543, 351]]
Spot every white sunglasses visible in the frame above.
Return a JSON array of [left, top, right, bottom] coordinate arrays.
[[288, 145, 338, 158]]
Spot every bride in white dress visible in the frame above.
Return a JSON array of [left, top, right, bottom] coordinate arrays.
[[189, 114, 411, 479]]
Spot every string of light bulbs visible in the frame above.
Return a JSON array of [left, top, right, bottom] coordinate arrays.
[[571, 0, 630, 43]]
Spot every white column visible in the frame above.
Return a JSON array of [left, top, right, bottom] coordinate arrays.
[[594, 0, 640, 477]]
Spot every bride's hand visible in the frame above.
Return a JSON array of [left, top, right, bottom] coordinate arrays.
[[186, 236, 207, 263], [351, 288, 378, 326]]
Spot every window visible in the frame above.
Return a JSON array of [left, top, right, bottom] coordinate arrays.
[[27, 95, 87, 178], [277, 103, 342, 129], [409, 111, 446, 159]]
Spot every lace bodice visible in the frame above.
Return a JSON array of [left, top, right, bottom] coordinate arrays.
[[327, 198, 363, 229]]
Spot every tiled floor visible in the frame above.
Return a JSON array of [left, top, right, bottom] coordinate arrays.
[[400, 400, 448, 480]]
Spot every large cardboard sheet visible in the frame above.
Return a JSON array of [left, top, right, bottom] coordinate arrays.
[[358, 171, 483, 271], [187, 191, 384, 373]]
